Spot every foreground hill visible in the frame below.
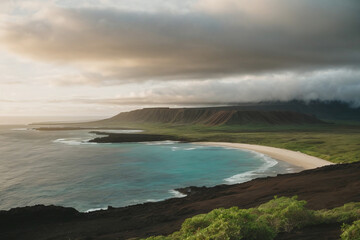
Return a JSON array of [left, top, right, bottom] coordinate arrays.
[[97, 108, 323, 126], [1, 162, 359, 240]]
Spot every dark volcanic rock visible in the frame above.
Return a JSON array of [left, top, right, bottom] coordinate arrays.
[[0, 205, 80, 230], [1, 162, 360, 240], [89, 132, 189, 143], [175, 186, 209, 196], [34, 127, 131, 131]]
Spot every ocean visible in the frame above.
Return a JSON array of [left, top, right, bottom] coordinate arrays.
[[0, 125, 302, 212]]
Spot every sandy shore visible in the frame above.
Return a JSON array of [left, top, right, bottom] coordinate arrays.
[[196, 142, 334, 169]]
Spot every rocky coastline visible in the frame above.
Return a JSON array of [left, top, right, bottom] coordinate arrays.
[[89, 132, 189, 143], [1, 162, 359, 240]]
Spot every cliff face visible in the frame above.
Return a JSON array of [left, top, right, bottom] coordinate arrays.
[[104, 108, 324, 126]]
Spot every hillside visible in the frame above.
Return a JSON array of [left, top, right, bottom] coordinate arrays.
[[205, 100, 360, 122], [99, 108, 323, 126]]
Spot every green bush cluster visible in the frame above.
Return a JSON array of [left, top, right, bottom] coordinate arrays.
[[341, 220, 360, 240], [143, 196, 360, 240], [255, 196, 315, 232], [315, 202, 360, 223]]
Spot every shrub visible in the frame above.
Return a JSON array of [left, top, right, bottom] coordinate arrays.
[[143, 196, 360, 240], [173, 207, 275, 240], [316, 202, 360, 223], [256, 196, 315, 232], [145, 237, 168, 240], [341, 220, 360, 240]]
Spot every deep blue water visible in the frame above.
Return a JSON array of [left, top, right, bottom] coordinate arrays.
[[0, 125, 301, 212]]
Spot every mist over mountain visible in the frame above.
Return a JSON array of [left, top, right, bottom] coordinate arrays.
[[208, 100, 360, 121]]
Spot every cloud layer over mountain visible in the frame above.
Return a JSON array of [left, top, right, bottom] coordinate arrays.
[[0, 0, 359, 115]]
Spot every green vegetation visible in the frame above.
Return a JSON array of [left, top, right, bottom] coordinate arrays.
[[341, 220, 360, 240], [83, 121, 360, 164], [143, 196, 360, 240]]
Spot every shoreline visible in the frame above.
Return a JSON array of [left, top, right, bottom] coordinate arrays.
[[88, 132, 188, 143], [196, 142, 334, 170], [2, 162, 359, 240]]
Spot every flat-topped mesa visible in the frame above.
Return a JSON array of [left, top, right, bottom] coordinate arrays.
[[102, 108, 324, 126]]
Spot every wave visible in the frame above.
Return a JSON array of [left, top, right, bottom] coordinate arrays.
[[143, 140, 180, 145], [83, 189, 187, 210], [82, 189, 187, 211], [84, 207, 107, 213], [224, 151, 278, 184], [145, 190, 187, 203], [171, 146, 202, 151], [286, 167, 296, 173], [53, 138, 97, 146], [139, 190, 187, 204], [169, 189, 187, 198], [93, 129, 143, 134], [184, 147, 197, 151], [11, 128, 32, 131], [146, 198, 165, 202]]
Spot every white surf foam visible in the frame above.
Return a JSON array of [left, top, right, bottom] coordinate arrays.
[[84, 207, 107, 213], [53, 138, 97, 145], [224, 151, 278, 184], [146, 198, 165, 202], [145, 190, 187, 203], [224, 171, 258, 184], [171, 146, 199, 151], [144, 190, 187, 203], [143, 140, 180, 145], [11, 128, 31, 131], [93, 129, 144, 134], [169, 189, 187, 198], [184, 147, 197, 151], [286, 167, 296, 173]]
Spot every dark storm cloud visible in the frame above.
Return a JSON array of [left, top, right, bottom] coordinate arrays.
[[1, 0, 360, 82]]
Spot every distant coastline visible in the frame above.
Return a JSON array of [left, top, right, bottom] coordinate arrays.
[[196, 142, 333, 170], [88, 132, 188, 143]]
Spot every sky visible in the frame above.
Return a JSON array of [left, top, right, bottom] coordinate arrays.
[[0, 0, 359, 118]]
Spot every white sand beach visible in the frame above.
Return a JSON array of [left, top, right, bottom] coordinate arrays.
[[196, 142, 334, 170]]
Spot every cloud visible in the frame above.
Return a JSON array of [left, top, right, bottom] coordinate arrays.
[[63, 69, 360, 107], [0, 0, 360, 111], [0, 99, 16, 103], [0, 0, 359, 83], [0, 81, 23, 85]]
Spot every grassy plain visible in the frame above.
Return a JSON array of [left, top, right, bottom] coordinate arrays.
[[85, 121, 360, 164]]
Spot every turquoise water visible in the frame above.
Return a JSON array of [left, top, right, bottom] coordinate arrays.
[[0, 126, 301, 212]]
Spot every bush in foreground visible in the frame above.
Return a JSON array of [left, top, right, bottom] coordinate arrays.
[[316, 202, 360, 223], [143, 196, 360, 240], [341, 220, 360, 240]]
